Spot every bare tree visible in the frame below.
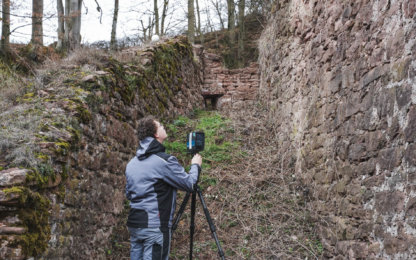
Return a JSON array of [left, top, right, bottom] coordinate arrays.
[[64, 0, 70, 47], [69, 0, 82, 49], [1, 0, 11, 55], [160, 0, 168, 36], [187, 0, 195, 43], [237, 0, 245, 64], [195, 0, 203, 43], [210, 0, 225, 30], [227, 0, 235, 43], [57, 0, 65, 50], [154, 0, 159, 35], [31, 0, 43, 46], [59, 0, 82, 50], [110, 0, 119, 50]]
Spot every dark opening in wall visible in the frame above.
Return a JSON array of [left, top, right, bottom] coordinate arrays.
[[202, 93, 224, 110]]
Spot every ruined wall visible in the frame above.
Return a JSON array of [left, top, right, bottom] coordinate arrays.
[[201, 51, 259, 109], [259, 0, 416, 258], [0, 37, 203, 259]]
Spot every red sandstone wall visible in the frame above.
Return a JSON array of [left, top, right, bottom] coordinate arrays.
[[201, 52, 259, 109], [259, 0, 416, 258]]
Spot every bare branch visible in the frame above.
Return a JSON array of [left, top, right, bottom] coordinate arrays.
[[94, 0, 103, 24]]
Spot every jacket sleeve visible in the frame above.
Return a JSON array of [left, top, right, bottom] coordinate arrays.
[[162, 155, 200, 192]]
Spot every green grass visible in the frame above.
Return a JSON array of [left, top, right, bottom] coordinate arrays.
[[164, 110, 239, 168]]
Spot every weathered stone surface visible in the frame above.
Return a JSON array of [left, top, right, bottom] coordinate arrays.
[[375, 191, 406, 214], [0, 168, 28, 187], [259, 0, 416, 257], [0, 226, 26, 235], [378, 147, 403, 171], [202, 52, 259, 109], [404, 106, 416, 142], [0, 190, 20, 205], [404, 143, 416, 166]]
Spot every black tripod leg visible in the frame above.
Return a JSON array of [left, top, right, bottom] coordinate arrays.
[[189, 190, 197, 260], [196, 185, 225, 260], [172, 192, 191, 231]]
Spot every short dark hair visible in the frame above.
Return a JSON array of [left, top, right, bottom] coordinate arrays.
[[137, 116, 157, 142]]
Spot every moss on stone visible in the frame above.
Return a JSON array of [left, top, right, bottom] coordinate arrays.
[[55, 140, 70, 156], [26, 163, 56, 187], [4, 186, 51, 256], [75, 104, 92, 123]]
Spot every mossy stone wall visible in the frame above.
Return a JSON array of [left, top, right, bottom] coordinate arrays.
[[0, 36, 203, 259]]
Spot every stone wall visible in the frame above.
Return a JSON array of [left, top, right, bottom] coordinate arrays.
[[259, 0, 416, 258], [0, 37, 203, 259], [201, 51, 259, 109]]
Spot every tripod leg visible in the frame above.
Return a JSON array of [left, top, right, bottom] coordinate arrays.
[[196, 185, 225, 260], [189, 190, 197, 260], [172, 192, 191, 231]]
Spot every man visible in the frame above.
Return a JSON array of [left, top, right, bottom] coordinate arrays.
[[125, 116, 202, 260]]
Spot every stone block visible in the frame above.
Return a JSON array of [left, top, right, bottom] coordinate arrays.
[[356, 158, 376, 176], [361, 65, 386, 88], [406, 197, 416, 217], [404, 106, 416, 142], [0, 226, 26, 235], [404, 1, 416, 18], [0, 190, 20, 205], [374, 191, 405, 214], [378, 147, 403, 171], [404, 143, 416, 166], [391, 57, 412, 82], [336, 241, 368, 259], [388, 116, 400, 139], [0, 168, 28, 187], [348, 143, 368, 162], [363, 174, 385, 188], [366, 131, 387, 152], [383, 235, 411, 255], [395, 82, 412, 109]]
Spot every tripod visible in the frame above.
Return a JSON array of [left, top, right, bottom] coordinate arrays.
[[172, 168, 225, 260]]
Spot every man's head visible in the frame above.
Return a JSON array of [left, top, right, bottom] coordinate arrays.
[[137, 116, 167, 143]]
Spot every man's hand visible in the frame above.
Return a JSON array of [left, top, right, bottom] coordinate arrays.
[[191, 153, 202, 166]]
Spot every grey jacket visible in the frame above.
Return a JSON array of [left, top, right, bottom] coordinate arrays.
[[125, 137, 200, 228]]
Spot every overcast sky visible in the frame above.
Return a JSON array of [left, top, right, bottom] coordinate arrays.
[[4, 0, 222, 45]]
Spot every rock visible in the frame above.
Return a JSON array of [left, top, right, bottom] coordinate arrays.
[[95, 71, 108, 75], [0, 226, 26, 235], [81, 74, 96, 82], [0, 168, 28, 187], [0, 190, 20, 205], [404, 106, 416, 142], [375, 191, 406, 214]]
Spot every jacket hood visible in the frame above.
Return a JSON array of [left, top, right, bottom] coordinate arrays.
[[136, 137, 166, 160]]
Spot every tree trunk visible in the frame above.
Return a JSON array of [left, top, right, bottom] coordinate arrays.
[[160, 0, 168, 36], [195, 0, 203, 43], [1, 0, 11, 55], [187, 0, 195, 43], [237, 0, 245, 66], [32, 0, 44, 46], [110, 0, 119, 50], [154, 0, 159, 35], [148, 16, 152, 40], [64, 0, 70, 49], [227, 0, 235, 44], [140, 20, 147, 42], [57, 0, 64, 50], [68, 0, 82, 49]]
